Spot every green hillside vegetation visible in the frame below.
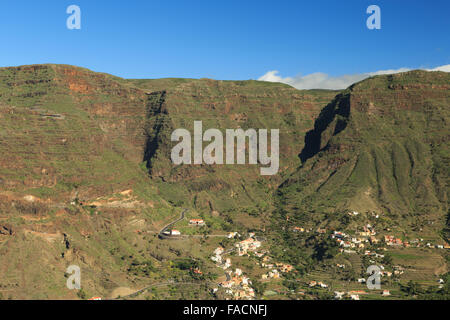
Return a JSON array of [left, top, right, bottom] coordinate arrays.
[[271, 70, 449, 280], [0, 64, 448, 299], [275, 70, 448, 224]]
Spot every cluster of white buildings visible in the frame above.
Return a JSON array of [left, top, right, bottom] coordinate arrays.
[[383, 236, 449, 249], [334, 290, 390, 300], [384, 235, 407, 247], [211, 247, 232, 270], [363, 250, 385, 258], [260, 261, 293, 280], [292, 226, 330, 234], [308, 281, 328, 288], [260, 255, 291, 269], [333, 231, 366, 249], [336, 290, 366, 300], [219, 268, 255, 300], [332, 225, 381, 251], [334, 291, 366, 300], [261, 269, 280, 280], [227, 232, 240, 239], [211, 233, 264, 300], [426, 242, 449, 249], [235, 236, 262, 256]]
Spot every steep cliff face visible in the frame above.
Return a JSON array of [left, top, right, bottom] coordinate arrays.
[[0, 64, 337, 298], [132, 77, 337, 214], [0, 65, 176, 299], [275, 70, 450, 238], [1, 65, 448, 299], [0, 64, 336, 215], [0, 64, 151, 199]]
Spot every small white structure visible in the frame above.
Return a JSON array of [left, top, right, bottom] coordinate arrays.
[[334, 291, 345, 300], [221, 258, 232, 270], [171, 229, 181, 236], [189, 219, 205, 226], [214, 247, 225, 255]]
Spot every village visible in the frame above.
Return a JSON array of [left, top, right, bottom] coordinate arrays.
[[172, 208, 449, 301], [210, 232, 261, 300], [145, 207, 449, 301], [287, 210, 449, 300]]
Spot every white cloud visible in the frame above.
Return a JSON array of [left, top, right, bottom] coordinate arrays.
[[429, 64, 450, 72], [258, 64, 450, 90]]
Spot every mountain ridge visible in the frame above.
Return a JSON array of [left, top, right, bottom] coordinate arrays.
[[0, 64, 448, 299]]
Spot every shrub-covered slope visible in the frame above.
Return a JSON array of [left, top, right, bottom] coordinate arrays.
[[274, 70, 449, 248]]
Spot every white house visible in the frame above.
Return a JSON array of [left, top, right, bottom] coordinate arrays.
[[214, 247, 225, 255], [189, 219, 205, 226], [334, 291, 345, 300]]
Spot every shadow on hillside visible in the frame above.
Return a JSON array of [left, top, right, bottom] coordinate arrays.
[[299, 93, 350, 164]]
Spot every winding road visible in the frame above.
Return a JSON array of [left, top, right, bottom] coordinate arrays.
[[157, 208, 228, 239], [158, 209, 187, 239]]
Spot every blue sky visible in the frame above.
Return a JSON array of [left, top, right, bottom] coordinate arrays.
[[0, 0, 448, 86]]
